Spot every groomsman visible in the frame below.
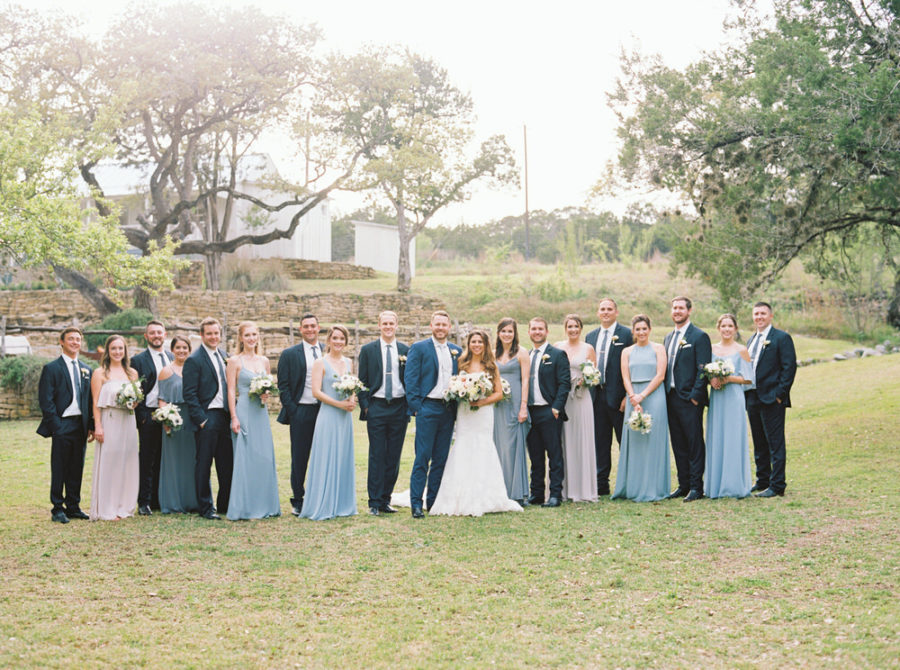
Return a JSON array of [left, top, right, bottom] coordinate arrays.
[[131, 320, 174, 515], [358, 310, 410, 516], [37, 327, 93, 523], [745, 301, 797, 498], [584, 298, 633, 495], [277, 313, 322, 516], [525, 317, 571, 508], [182, 317, 232, 520], [664, 296, 712, 502], [404, 310, 462, 518]]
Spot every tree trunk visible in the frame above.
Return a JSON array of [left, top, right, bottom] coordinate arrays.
[[396, 207, 412, 293], [205, 253, 221, 291], [133, 286, 157, 314], [887, 269, 900, 330], [51, 265, 120, 317]]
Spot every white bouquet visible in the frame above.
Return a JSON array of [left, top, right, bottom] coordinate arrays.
[[702, 359, 735, 381], [577, 361, 602, 389], [333, 374, 367, 399], [115, 379, 144, 412], [248, 373, 279, 403], [443, 372, 494, 411], [152, 404, 184, 432], [626, 409, 653, 434]]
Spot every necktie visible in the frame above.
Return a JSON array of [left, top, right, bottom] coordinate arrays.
[[214, 351, 227, 395], [750, 334, 763, 368], [158, 352, 167, 369], [667, 330, 680, 386], [312, 345, 319, 359], [597, 330, 609, 384], [71, 359, 82, 397], [385, 344, 393, 402], [527, 349, 539, 405]]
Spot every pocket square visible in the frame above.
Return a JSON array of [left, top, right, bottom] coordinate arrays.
[[613, 342, 624, 346]]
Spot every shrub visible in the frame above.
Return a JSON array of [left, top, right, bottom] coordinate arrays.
[[220, 258, 289, 292], [85, 308, 153, 351], [0, 354, 50, 411]]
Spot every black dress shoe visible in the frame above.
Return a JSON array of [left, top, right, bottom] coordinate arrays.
[[542, 497, 561, 508], [754, 488, 784, 498], [138, 505, 152, 516], [380, 504, 398, 514], [368, 506, 380, 516], [291, 505, 302, 517], [750, 484, 766, 493], [527, 496, 544, 506], [65, 508, 89, 520], [411, 506, 425, 519], [51, 510, 70, 524], [201, 511, 221, 520], [683, 489, 704, 502], [667, 488, 688, 499]]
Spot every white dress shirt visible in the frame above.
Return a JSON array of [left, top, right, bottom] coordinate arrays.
[[203, 345, 226, 409], [668, 321, 691, 388], [299, 341, 321, 405], [144, 348, 168, 409], [373, 339, 405, 399], [530, 343, 548, 406], [61, 353, 82, 417], [594, 323, 618, 376], [749, 324, 772, 375], [427, 338, 453, 399]]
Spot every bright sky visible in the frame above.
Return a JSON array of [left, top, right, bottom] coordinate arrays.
[[29, 0, 736, 225]]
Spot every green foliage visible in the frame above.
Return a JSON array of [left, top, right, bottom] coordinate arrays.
[[0, 354, 50, 410], [220, 258, 289, 292], [530, 267, 585, 303], [85, 308, 153, 351]]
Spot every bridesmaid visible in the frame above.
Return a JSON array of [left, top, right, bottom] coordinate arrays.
[[555, 314, 598, 502], [89, 335, 140, 520], [157, 335, 199, 513], [301, 325, 358, 521], [226, 321, 280, 520], [612, 315, 670, 502], [493, 317, 531, 503], [705, 313, 753, 498]]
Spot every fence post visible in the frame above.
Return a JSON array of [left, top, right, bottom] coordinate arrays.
[[354, 319, 360, 366], [288, 318, 295, 347], [0, 315, 6, 357]]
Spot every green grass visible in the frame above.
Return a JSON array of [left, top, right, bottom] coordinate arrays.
[[1, 355, 898, 667]]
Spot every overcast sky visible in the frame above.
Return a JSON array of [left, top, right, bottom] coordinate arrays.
[[29, 0, 737, 225]]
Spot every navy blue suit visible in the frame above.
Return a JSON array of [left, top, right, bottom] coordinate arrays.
[[746, 327, 796, 494], [404, 337, 462, 510], [37, 355, 93, 513], [526, 344, 571, 501], [182, 346, 232, 516], [131, 348, 174, 508], [358, 339, 410, 509], [585, 323, 633, 493], [664, 323, 712, 492], [277, 342, 321, 509]]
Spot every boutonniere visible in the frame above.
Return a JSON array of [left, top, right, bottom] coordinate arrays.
[[80, 367, 90, 378], [611, 335, 619, 343], [541, 354, 550, 363], [763, 340, 771, 349], [679, 340, 691, 349], [451, 350, 459, 359], [398, 355, 407, 363]]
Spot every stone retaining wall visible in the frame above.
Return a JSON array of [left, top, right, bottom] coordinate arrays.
[[0, 385, 35, 420]]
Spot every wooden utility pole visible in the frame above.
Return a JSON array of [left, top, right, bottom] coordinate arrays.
[[523, 124, 530, 260]]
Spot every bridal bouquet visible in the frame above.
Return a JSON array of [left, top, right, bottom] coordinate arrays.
[[626, 409, 653, 434], [115, 379, 144, 412], [248, 373, 279, 403], [576, 361, 602, 389], [152, 404, 183, 432], [333, 374, 367, 399], [702, 359, 735, 381], [443, 372, 494, 411]]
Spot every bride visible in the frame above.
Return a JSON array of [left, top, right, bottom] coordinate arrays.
[[429, 330, 523, 517]]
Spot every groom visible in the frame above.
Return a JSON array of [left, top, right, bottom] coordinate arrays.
[[404, 310, 461, 519]]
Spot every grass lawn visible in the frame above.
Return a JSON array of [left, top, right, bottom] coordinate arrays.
[[1, 355, 898, 668]]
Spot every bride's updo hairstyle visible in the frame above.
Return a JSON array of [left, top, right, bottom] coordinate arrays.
[[324, 324, 350, 354], [236, 321, 261, 356], [459, 329, 498, 381]]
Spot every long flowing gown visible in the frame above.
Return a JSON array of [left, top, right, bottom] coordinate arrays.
[[90, 380, 139, 520], [431, 372, 523, 517], [492, 357, 530, 501], [301, 357, 357, 520], [705, 351, 753, 498], [157, 373, 199, 514], [612, 344, 670, 502], [228, 367, 281, 520], [561, 343, 598, 502]]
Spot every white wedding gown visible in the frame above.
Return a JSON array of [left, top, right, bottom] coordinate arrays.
[[429, 390, 523, 517]]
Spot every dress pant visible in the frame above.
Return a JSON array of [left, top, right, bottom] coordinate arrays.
[[593, 390, 624, 494], [137, 415, 163, 508], [289, 403, 320, 508], [527, 404, 564, 501], [410, 398, 455, 510], [50, 416, 87, 512], [746, 390, 787, 493], [365, 397, 408, 509], [666, 390, 706, 491], [194, 409, 233, 516]]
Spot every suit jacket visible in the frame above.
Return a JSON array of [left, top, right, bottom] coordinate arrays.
[[664, 323, 712, 406], [747, 327, 796, 406], [182, 346, 229, 430], [276, 342, 319, 425], [404, 338, 462, 416], [531, 343, 572, 419], [36, 356, 93, 437], [358, 338, 410, 420], [131, 348, 175, 426], [585, 323, 633, 408]]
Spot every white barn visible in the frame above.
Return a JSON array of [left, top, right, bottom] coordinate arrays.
[[353, 221, 415, 277]]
